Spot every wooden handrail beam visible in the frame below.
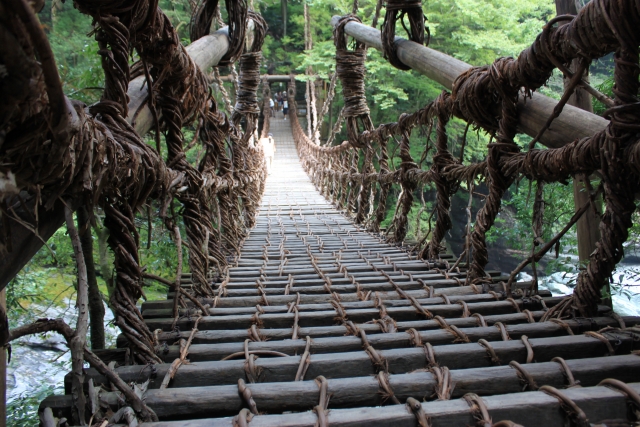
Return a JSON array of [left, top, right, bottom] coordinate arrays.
[[330, 16, 608, 150]]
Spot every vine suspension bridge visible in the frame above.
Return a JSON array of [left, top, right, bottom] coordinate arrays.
[[2, 0, 640, 426]]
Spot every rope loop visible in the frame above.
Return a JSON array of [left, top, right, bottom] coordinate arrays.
[[243, 339, 262, 383], [295, 336, 312, 381], [377, 371, 401, 404], [463, 393, 492, 427], [406, 397, 431, 427], [495, 322, 511, 341], [430, 366, 453, 400], [424, 342, 438, 368], [473, 313, 488, 327], [584, 330, 616, 356], [478, 339, 501, 366], [539, 385, 590, 427], [520, 335, 535, 363], [509, 361, 538, 391], [232, 408, 254, 427], [551, 357, 580, 388], [313, 376, 330, 427], [598, 378, 640, 419], [237, 378, 259, 414], [407, 328, 423, 347], [381, 0, 430, 70]]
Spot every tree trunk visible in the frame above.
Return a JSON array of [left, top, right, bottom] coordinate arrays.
[[77, 207, 105, 350], [65, 208, 88, 425], [281, 0, 287, 38], [555, 0, 608, 305]]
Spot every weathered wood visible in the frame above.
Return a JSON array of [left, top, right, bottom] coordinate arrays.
[[215, 274, 502, 290], [227, 263, 455, 276], [144, 297, 565, 331], [147, 285, 552, 311], [45, 355, 640, 420], [329, 16, 609, 150], [200, 277, 512, 298], [141, 293, 502, 318], [91, 348, 131, 366], [117, 310, 546, 348], [75, 333, 640, 391], [161, 285, 487, 308], [151, 317, 634, 363], [135, 382, 640, 427]]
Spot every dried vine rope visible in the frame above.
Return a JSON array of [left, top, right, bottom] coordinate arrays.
[[333, 15, 376, 224], [381, 0, 430, 70]]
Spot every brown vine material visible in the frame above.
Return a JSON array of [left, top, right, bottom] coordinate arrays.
[[334, 15, 376, 225], [190, 0, 247, 66], [420, 93, 458, 259], [381, 0, 429, 70]]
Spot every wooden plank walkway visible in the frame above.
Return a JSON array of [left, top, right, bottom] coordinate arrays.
[[43, 117, 640, 426]]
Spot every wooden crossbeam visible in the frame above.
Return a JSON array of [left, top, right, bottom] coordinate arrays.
[[330, 16, 608, 150]]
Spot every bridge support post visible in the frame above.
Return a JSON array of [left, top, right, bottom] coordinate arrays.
[[555, 0, 609, 306]]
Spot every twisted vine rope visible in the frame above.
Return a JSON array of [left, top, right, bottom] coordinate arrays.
[[381, 0, 430, 70]]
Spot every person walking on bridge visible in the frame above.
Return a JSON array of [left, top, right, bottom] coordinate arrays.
[[269, 97, 275, 117], [283, 98, 289, 120], [261, 132, 276, 174]]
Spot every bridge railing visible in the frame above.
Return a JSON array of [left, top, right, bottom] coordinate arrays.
[[1, 0, 269, 369], [292, 2, 640, 320]]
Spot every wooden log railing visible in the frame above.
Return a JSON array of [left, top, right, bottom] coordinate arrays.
[[329, 16, 608, 150]]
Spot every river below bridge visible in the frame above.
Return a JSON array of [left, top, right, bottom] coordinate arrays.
[[7, 299, 118, 422]]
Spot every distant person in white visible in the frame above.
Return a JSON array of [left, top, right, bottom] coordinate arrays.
[[283, 99, 289, 120], [269, 98, 275, 117], [261, 132, 276, 174]]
